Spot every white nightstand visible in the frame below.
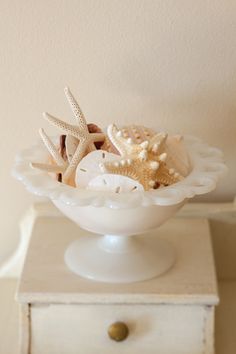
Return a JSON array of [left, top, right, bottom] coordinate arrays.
[[17, 215, 218, 354]]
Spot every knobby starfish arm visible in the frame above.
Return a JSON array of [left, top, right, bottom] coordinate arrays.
[[155, 163, 183, 185], [64, 87, 87, 129], [39, 128, 65, 166], [102, 160, 139, 181], [43, 112, 79, 138], [102, 158, 155, 191], [107, 124, 127, 156], [148, 133, 168, 153]]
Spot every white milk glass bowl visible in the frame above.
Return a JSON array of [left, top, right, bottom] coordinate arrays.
[[13, 135, 227, 283]]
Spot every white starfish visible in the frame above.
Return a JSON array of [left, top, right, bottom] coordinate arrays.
[[43, 87, 105, 181], [30, 162, 66, 174], [39, 128, 67, 167], [31, 128, 67, 175]]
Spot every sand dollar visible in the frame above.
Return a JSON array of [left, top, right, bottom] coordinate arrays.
[[87, 174, 144, 193], [75, 150, 119, 188]]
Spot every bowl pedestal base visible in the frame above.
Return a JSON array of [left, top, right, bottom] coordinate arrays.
[[64, 232, 175, 283]]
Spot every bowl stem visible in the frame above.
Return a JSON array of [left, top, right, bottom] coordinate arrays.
[[64, 231, 176, 283]]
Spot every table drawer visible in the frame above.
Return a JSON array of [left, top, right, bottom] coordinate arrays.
[[30, 303, 213, 354]]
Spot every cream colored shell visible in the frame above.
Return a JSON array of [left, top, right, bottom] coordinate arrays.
[[164, 136, 191, 177]]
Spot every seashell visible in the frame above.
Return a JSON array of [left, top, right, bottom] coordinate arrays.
[[100, 135, 120, 155], [101, 125, 156, 154], [75, 150, 119, 188], [87, 174, 144, 193], [106, 124, 156, 161], [120, 125, 156, 144], [164, 136, 191, 177]]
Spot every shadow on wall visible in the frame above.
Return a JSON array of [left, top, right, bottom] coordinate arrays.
[[210, 217, 236, 281]]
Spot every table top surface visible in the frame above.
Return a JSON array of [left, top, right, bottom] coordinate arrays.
[[17, 216, 218, 305]]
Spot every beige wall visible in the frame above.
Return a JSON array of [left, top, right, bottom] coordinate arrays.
[[1, 0, 236, 259]]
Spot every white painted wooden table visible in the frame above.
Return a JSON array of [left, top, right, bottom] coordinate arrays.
[[1, 279, 236, 354], [15, 215, 218, 354], [0, 201, 235, 354]]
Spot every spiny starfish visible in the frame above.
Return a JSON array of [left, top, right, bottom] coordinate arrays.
[[107, 124, 168, 159], [148, 132, 168, 155], [100, 155, 183, 190], [147, 134, 184, 182], [100, 158, 160, 190], [102, 124, 183, 190], [42, 87, 105, 182], [107, 124, 153, 161]]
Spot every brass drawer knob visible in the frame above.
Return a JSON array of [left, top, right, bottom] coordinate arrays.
[[108, 321, 129, 342]]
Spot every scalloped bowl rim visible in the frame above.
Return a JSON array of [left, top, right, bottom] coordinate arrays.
[[12, 135, 227, 209]]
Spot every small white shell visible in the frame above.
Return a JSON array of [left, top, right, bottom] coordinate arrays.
[[87, 174, 144, 193], [75, 150, 119, 188]]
